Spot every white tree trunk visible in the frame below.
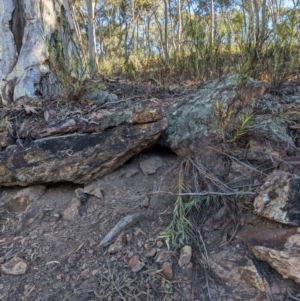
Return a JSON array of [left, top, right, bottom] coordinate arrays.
[[87, 0, 98, 75], [0, 0, 81, 104]]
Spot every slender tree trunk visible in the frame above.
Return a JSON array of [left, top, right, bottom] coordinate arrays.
[[210, 0, 214, 47], [163, 0, 169, 67], [261, 0, 267, 39], [253, 0, 260, 41], [247, 0, 255, 40], [87, 0, 98, 75], [178, 0, 182, 52], [0, 0, 82, 104]]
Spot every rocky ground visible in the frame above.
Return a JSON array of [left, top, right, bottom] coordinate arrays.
[[1, 76, 300, 300]]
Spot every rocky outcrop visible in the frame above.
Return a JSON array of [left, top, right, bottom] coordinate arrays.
[[163, 75, 294, 155], [254, 171, 300, 226], [0, 100, 167, 186]]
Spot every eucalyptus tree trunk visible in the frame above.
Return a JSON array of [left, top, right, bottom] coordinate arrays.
[[261, 0, 267, 39], [163, 0, 169, 67], [253, 0, 260, 41], [0, 0, 82, 104], [210, 0, 214, 46], [177, 0, 182, 52], [87, 0, 98, 75]]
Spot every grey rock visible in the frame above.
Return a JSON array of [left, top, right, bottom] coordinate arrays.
[[140, 157, 163, 175], [254, 171, 300, 226]]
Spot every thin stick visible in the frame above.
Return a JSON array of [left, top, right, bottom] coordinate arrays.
[[150, 190, 255, 197]]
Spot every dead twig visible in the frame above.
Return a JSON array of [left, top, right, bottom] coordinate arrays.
[[150, 190, 255, 197]]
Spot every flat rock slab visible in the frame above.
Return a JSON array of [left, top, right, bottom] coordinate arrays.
[[241, 228, 300, 284], [208, 247, 269, 300], [0, 119, 167, 186], [254, 171, 300, 226]]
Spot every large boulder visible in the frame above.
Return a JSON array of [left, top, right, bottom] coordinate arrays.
[[0, 100, 167, 186], [163, 75, 294, 156]]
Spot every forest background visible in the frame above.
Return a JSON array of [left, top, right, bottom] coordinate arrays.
[[76, 0, 300, 84]]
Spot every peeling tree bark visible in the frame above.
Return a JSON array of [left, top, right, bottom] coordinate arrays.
[[0, 0, 82, 104]]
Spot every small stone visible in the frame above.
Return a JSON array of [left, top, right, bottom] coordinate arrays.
[[92, 269, 98, 276], [0, 256, 27, 275], [140, 198, 149, 208], [108, 232, 125, 254], [178, 245, 192, 267], [84, 183, 103, 199], [144, 248, 157, 258], [128, 255, 145, 272], [156, 241, 164, 248], [161, 261, 173, 280], [140, 157, 163, 175], [63, 198, 80, 220], [75, 188, 88, 202]]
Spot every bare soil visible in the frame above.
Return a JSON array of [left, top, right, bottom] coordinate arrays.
[[1, 147, 207, 301]]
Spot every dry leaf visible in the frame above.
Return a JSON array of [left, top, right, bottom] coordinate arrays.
[[24, 105, 38, 115]]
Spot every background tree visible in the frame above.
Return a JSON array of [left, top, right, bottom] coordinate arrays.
[[0, 0, 82, 104]]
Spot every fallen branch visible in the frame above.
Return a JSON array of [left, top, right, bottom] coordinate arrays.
[[99, 211, 151, 247]]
